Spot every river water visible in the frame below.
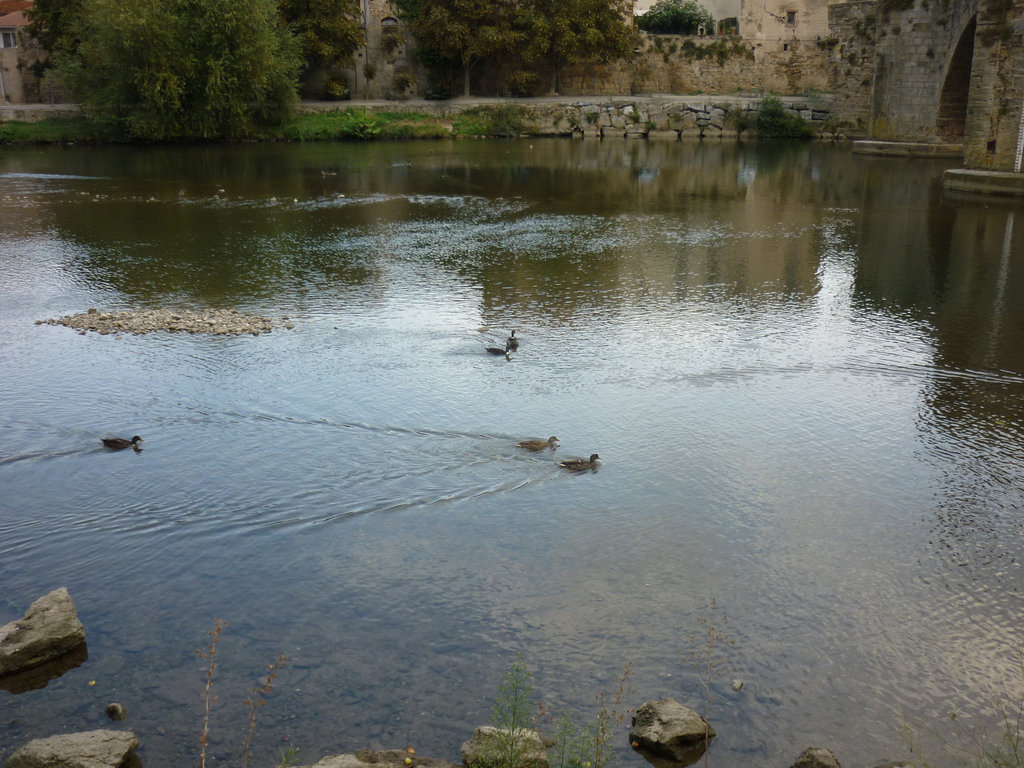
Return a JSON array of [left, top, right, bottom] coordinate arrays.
[[1, 138, 1023, 768]]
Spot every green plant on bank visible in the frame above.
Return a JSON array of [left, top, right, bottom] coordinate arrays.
[[488, 654, 541, 768], [452, 105, 523, 138], [278, 746, 300, 768], [723, 104, 751, 137], [0, 116, 122, 144], [276, 109, 450, 140], [486, 657, 633, 768], [682, 599, 735, 767], [902, 650, 1024, 768], [755, 95, 814, 138]]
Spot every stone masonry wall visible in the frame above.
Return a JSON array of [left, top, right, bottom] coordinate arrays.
[[963, 0, 1024, 169], [553, 33, 832, 96], [825, 1, 876, 136]]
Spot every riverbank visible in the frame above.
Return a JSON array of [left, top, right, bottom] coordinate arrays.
[[0, 94, 838, 144]]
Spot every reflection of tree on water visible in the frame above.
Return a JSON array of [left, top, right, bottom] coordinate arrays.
[[35, 141, 850, 315]]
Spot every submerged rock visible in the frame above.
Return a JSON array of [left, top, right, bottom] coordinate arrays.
[[36, 307, 285, 337], [6, 729, 139, 768], [0, 643, 88, 694], [629, 698, 714, 768], [0, 588, 86, 678], [791, 747, 842, 768]]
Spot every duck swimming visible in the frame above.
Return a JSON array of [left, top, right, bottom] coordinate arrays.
[[486, 341, 512, 358], [102, 436, 143, 450], [559, 453, 600, 471], [506, 330, 519, 350], [517, 436, 559, 451]]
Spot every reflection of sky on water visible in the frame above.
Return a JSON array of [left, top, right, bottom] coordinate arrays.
[[1, 141, 1023, 768]]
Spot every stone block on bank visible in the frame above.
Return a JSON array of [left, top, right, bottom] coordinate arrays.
[[5, 729, 138, 768], [0, 588, 86, 677]]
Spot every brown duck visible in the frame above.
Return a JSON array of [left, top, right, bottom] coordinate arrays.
[[559, 453, 600, 471], [516, 436, 559, 451], [102, 436, 143, 450]]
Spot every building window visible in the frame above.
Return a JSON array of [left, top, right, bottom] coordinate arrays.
[[786, 10, 797, 24], [0, 30, 17, 48]]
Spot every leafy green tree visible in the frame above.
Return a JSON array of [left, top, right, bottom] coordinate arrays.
[[393, 0, 523, 96], [636, 0, 714, 34], [279, 0, 363, 70], [55, 0, 301, 139], [25, 0, 85, 75], [532, 0, 636, 94]]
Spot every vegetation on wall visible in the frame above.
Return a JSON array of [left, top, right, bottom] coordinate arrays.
[[636, 0, 715, 35]]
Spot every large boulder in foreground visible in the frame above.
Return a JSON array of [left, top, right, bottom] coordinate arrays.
[[303, 750, 458, 768], [5, 729, 138, 768], [0, 588, 86, 677], [629, 698, 714, 767], [461, 726, 549, 768]]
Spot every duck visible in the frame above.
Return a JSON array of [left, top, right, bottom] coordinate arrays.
[[486, 340, 512, 358], [102, 435, 143, 450], [506, 330, 519, 350], [517, 436, 559, 451], [559, 453, 601, 471]]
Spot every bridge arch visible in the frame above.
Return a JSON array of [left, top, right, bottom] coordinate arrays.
[[936, 15, 977, 140]]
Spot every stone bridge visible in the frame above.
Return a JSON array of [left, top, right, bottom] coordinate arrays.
[[829, 0, 1023, 171]]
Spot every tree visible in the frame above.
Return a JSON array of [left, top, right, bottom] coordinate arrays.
[[279, 0, 364, 71], [26, 0, 83, 55], [532, 0, 636, 94], [25, 0, 85, 75], [393, 0, 523, 97], [636, 0, 714, 35], [54, 0, 301, 139]]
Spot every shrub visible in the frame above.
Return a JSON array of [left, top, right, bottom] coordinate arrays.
[[755, 95, 814, 138]]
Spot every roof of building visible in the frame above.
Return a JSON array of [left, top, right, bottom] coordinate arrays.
[[0, 10, 29, 27]]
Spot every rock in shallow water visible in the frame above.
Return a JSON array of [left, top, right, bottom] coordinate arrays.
[[0, 588, 86, 677], [629, 698, 714, 768], [6, 729, 138, 768]]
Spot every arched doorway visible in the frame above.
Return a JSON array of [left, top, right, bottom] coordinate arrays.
[[936, 16, 976, 140]]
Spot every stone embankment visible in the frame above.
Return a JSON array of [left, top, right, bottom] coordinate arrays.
[[298, 94, 837, 140], [35, 307, 293, 336]]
